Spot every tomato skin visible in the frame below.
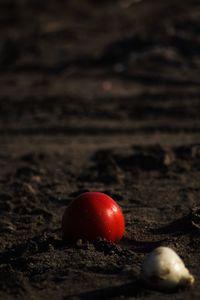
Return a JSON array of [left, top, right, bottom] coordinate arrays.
[[62, 192, 125, 242]]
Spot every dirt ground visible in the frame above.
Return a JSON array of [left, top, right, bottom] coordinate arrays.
[[0, 0, 200, 299]]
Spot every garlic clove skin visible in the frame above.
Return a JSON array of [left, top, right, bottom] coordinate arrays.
[[141, 246, 194, 291]]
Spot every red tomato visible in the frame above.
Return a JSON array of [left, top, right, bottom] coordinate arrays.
[[62, 192, 125, 242]]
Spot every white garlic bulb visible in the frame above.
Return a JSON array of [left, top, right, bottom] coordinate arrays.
[[141, 246, 194, 290]]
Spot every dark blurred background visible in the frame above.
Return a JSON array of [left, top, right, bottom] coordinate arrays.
[[0, 0, 200, 136]]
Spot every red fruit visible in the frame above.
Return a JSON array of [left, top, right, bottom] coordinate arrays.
[[62, 192, 125, 242]]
